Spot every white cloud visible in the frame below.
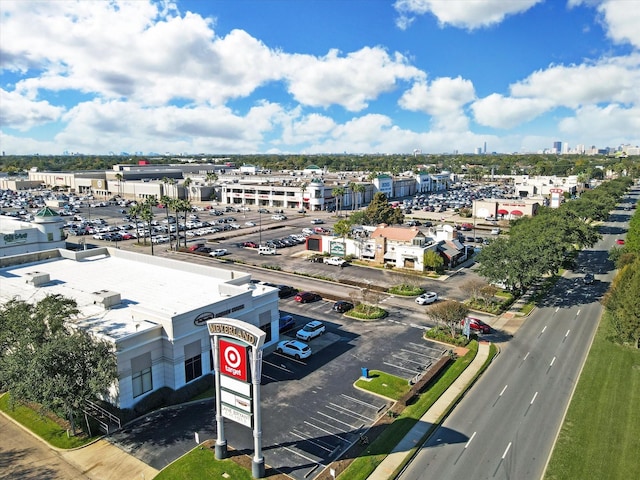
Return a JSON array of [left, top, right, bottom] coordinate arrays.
[[283, 47, 424, 111], [510, 55, 640, 108], [570, 0, 640, 49], [0, 89, 65, 130], [558, 104, 640, 145], [394, 0, 543, 30], [472, 93, 554, 128]]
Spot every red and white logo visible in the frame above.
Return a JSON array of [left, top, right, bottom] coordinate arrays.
[[219, 339, 248, 382]]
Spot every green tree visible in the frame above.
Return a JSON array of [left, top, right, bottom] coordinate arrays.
[[364, 192, 404, 225], [183, 177, 193, 201], [160, 195, 173, 250], [423, 249, 444, 273], [333, 219, 351, 240], [0, 295, 117, 434], [603, 257, 640, 348], [140, 196, 157, 255], [299, 181, 308, 210]]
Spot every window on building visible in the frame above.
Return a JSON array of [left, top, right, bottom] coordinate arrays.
[[131, 352, 153, 398], [185, 355, 202, 383], [184, 341, 202, 383]]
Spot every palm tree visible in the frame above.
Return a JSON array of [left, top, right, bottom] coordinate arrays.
[[299, 182, 308, 210], [176, 199, 192, 248], [183, 177, 193, 201], [141, 196, 157, 255], [352, 183, 366, 211], [160, 194, 173, 250], [332, 186, 345, 216], [128, 203, 142, 244], [115, 173, 123, 198], [205, 172, 218, 184], [161, 177, 176, 200]]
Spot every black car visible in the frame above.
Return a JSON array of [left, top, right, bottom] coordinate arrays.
[[583, 273, 594, 285], [262, 282, 297, 298], [333, 301, 354, 313], [279, 314, 295, 333]]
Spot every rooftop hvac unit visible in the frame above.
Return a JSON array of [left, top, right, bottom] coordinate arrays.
[[92, 290, 122, 309], [25, 271, 51, 287]]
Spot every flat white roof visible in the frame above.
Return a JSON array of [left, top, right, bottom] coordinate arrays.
[[0, 249, 257, 341]]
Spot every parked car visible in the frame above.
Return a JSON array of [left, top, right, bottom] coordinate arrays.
[[324, 256, 347, 266], [462, 317, 491, 334], [271, 214, 287, 221], [490, 228, 501, 235], [279, 314, 295, 333], [188, 243, 205, 252], [210, 248, 228, 257], [415, 291, 438, 305], [310, 218, 324, 224], [616, 239, 625, 245], [294, 291, 322, 303], [333, 301, 354, 313], [257, 208, 270, 214], [276, 340, 311, 360], [244, 221, 256, 227], [583, 273, 594, 285], [243, 241, 258, 248], [296, 320, 326, 341]]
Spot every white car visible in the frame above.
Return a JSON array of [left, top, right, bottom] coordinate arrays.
[[301, 228, 313, 235], [272, 214, 287, 221], [276, 340, 312, 360], [415, 292, 438, 305], [490, 228, 501, 235], [324, 256, 347, 266], [310, 218, 324, 224], [245, 221, 256, 227], [210, 248, 228, 257], [295, 321, 326, 341]]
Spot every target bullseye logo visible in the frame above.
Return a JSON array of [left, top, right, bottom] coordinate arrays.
[[219, 338, 248, 381]]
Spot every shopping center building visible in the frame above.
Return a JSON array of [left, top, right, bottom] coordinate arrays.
[[0, 247, 280, 410]]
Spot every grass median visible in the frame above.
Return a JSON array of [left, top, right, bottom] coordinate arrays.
[[544, 314, 640, 479]]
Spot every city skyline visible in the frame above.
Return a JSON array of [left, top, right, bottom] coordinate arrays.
[[1, 0, 639, 156]]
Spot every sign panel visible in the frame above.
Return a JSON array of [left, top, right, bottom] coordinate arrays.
[[219, 338, 248, 382], [330, 241, 345, 256], [221, 404, 253, 428], [221, 390, 252, 413], [220, 375, 251, 397]]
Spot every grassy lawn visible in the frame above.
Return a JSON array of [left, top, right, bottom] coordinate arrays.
[[544, 315, 640, 480], [154, 443, 254, 480], [0, 393, 97, 449], [355, 370, 411, 401], [190, 386, 215, 401]]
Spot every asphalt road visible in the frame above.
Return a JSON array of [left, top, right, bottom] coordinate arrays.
[[397, 199, 635, 480]]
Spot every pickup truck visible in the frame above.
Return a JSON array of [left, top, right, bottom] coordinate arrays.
[[323, 256, 346, 266]]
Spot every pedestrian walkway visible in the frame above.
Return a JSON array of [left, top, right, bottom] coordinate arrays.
[[366, 341, 491, 480]]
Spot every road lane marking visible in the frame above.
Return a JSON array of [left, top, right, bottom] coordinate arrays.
[[550, 356, 556, 367], [530, 391, 538, 405], [500, 385, 508, 397], [576, 309, 581, 316], [563, 329, 570, 342], [502, 442, 512, 459], [465, 431, 477, 449]]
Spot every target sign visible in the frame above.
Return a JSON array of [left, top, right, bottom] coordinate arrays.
[[219, 339, 248, 382]]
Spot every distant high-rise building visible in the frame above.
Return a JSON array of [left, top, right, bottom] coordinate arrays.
[[483, 141, 487, 154], [553, 141, 562, 153]]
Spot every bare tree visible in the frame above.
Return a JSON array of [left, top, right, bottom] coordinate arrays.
[[461, 279, 487, 302]]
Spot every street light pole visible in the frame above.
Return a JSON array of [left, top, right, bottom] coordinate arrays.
[[259, 210, 262, 246]]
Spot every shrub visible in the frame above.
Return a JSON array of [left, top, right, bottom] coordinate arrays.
[[387, 284, 424, 296]]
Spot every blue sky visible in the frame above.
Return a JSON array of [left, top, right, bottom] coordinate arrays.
[[1, 0, 639, 156]]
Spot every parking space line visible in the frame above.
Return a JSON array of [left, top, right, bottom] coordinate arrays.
[[340, 394, 381, 410], [281, 444, 323, 464], [391, 354, 426, 366], [261, 373, 279, 382], [327, 403, 374, 422], [315, 411, 359, 429], [262, 360, 293, 372], [401, 347, 436, 360], [384, 361, 420, 376], [289, 430, 335, 453], [303, 421, 350, 442]]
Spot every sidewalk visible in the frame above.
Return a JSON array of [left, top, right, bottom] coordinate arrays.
[[366, 341, 491, 480]]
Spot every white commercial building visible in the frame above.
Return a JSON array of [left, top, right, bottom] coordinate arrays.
[[0, 206, 66, 257], [0, 247, 280, 410]]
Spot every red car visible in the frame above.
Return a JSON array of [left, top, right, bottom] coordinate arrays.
[[243, 241, 258, 248], [616, 239, 625, 245], [294, 291, 322, 303], [462, 317, 491, 334]]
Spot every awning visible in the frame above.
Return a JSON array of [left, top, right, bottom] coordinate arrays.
[[497, 209, 509, 215], [511, 210, 523, 216]]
